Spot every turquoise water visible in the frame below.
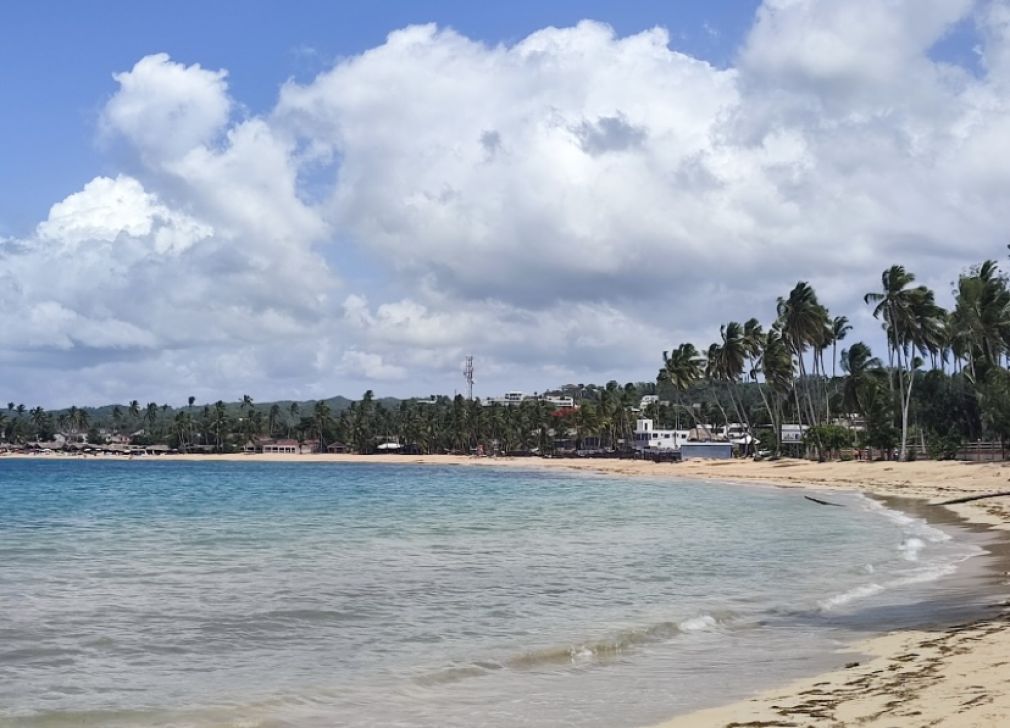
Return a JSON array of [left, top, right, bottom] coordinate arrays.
[[0, 460, 986, 727]]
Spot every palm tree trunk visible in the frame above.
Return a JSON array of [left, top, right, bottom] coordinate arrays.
[[755, 382, 779, 455]]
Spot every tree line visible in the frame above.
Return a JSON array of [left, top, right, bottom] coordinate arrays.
[[659, 259, 1010, 460], [0, 384, 664, 455]]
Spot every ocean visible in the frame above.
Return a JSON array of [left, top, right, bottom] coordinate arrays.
[[0, 460, 991, 727]]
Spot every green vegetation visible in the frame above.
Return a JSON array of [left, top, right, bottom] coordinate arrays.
[[660, 259, 1010, 460], [0, 384, 652, 455]]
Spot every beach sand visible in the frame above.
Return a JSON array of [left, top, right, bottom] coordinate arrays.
[[10, 452, 1010, 726]]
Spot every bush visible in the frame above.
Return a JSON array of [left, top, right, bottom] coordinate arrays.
[[804, 424, 853, 455], [926, 431, 962, 460]]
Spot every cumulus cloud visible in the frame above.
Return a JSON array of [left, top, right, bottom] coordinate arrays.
[[101, 53, 232, 163], [6, 3, 1010, 406], [339, 349, 408, 381], [36, 175, 211, 253]]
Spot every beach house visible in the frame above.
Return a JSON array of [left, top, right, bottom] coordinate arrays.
[[631, 419, 692, 451]]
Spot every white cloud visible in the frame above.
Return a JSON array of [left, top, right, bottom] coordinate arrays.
[[36, 175, 211, 253], [339, 350, 408, 381], [7, 3, 1010, 406], [101, 53, 232, 163]]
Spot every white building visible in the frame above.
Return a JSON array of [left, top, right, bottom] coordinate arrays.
[[484, 391, 528, 406], [483, 392, 575, 409], [780, 424, 808, 444], [640, 395, 659, 409], [632, 419, 692, 450]]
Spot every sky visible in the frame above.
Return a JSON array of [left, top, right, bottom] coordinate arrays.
[[2, 0, 1010, 408]]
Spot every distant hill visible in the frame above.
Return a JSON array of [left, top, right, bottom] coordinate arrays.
[[34, 395, 407, 421]]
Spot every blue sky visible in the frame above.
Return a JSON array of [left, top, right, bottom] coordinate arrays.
[[2, 1, 1008, 407], [1, 1, 759, 237]]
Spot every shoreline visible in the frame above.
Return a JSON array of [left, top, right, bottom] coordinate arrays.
[[6, 453, 1010, 725], [9, 451, 1010, 529]]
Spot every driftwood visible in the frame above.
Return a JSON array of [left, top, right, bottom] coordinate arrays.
[[935, 490, 1010, 506], [805, 495, 844, 507]]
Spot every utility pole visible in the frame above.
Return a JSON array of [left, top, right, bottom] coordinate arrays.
[[462, 356, 474, 401]]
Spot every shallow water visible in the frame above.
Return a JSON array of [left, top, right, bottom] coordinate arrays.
[[0, 460, 991, 727]]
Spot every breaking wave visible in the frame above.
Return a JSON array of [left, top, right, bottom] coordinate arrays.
[[416, 612, 735, 686]]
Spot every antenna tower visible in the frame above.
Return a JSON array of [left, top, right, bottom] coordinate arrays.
[[462, 356, 474, 400]]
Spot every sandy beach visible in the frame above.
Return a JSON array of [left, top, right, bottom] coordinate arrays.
[[9, 452, 1010, 726]]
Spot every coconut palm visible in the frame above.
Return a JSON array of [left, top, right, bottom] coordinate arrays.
[[840, 342, 882, 416], [145, 402, 159, 434], [659, 343, 705, 392], [713, 322, 750, 430], [777, 282, 829, 434], [30, 407, 47, 435], [950, 260, 1010, 380], [314, 400, 332, 451], [830, 316, 852, 379], [212, 401, 228, 451], [752, 324, 794, 454], [865, 265, 945, 459], [268, 404, 281, 436]]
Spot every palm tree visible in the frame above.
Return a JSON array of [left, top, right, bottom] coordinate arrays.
[[659, 343, 705, 392], [268, 404, 281, 436], [147, 399, 160, 434], [212, 401, 228, 451], [865, 265, 945, 459], [777, 282, 829, 445], [840, 342, 882, 417], [742, 318, 764, 378], [830, 316, 852, 380], [717, 321, 750, 430], [78, 410, 90, 440], [66, 405, 79, 440], [751, 324, 794, 454], [314, 400, 332, 451], [173, 411, 192, 451], [30, 407, 47, 435], [951, 260, 1010, 380], [659, 343, 705, 432]]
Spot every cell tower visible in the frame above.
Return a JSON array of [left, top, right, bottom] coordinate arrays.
[[462, 356, 474, 400]]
